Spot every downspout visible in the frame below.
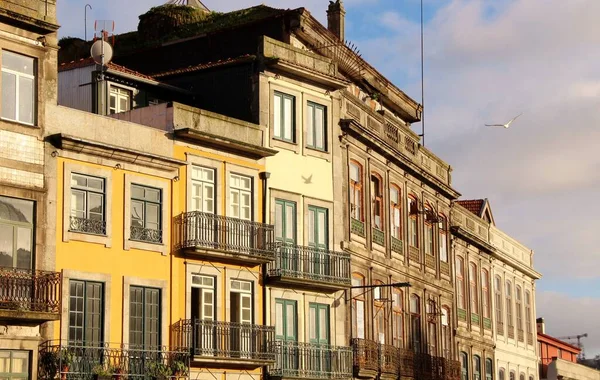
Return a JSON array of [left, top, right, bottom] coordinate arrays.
[[259, 171, 270, 380]]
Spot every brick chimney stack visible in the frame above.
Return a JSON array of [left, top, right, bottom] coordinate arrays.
[[327, 0, 346, 41], [536, 317, 545, 334]]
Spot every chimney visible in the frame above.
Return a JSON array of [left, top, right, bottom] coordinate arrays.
[[327, 0, 346, 41], [536, 317, 545, 334]]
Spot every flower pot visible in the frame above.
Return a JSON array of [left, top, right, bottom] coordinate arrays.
[[60, 365, 69, 380]]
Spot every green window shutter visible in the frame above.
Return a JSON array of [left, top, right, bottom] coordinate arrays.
[[308, 206, 328, 249], [309, 303, 329, 345], [130, 286, 161, 350], [68, 280, 104, 346], [307, 102, 326, 151], [275, 299, 297, 342], [275, 199, 296, 245]]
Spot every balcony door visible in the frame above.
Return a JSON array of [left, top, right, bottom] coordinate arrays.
[[275, 199, 296, 272], [309, 303, 330, 373], [275, 299, 298, 374], [229, 174, 253, 251], [230, 280, 253, 358], [308, 206, 329, 278], [191, 275, 216, 356], [190, 166, 216, 246]]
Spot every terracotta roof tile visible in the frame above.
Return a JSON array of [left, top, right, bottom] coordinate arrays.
[[58, 58, 157, 81], [151, 55, 256, 78], [456, 199, 484, 217]]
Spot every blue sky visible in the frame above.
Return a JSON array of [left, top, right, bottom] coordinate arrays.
[[58, 0, 600, 356]]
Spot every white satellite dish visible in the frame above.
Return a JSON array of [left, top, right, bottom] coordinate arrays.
[[90, 40, 113, 65]]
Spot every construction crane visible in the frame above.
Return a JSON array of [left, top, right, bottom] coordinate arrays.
[[557, 333, 588, 360]]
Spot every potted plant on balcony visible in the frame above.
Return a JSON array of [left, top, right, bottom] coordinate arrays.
[[40, 350, 59, 380], [110, 364, 125, 380], [92, 364, 112, 380], [59, 348, 74, 380], [171, 359, 188, 379], [146, 360, 173, 380]]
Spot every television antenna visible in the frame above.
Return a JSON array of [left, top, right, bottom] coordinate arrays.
[[90, 20, 115, 115]]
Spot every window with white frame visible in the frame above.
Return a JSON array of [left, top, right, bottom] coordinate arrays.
[[441, 307, 450, 358], [495, 276, 503, 334], [438, 215, 448, 262], [109, 86, 131, 114], [130, 184, 162, 244], [1, 51, 35, 125], [190, 166, 215, 213], [273, 91, 295, 142], [0, 350, 29, 380], [229, 174, 252, 221], [392, 289, 404, 348], [70, 173, 106, 235], [307, 101, 326, 150], [390, 186, 402, 240], [0, 196, 33, 270]]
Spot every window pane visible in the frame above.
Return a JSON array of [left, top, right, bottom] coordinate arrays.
[[285, 204, 294, 240], [1, 72, 16, 120], [274, 94, 282, 138], [87, 177, 104, 191], [283, 97, 293, 140], [317, 211, 326, 245], [146, 204, 159, 226], [18, 76, 34, 124], [132, 185, 145, 199], [16, 227, 31, 269], [119, 96, 129, 112], [275, 302, 283, 336], [350, 164, 359, 182], [0, 225, 14, 267], [275, 203, 283, 240], [309, 306, 316, 340], [315, 106, 324, 149], [286, 303, 295, 338], [0, 352, 8, 373], [71, 174, 87, 188], [307, 104, 314, 146], [3, 51, 34, 75], [145, 188, 160, 203], [131, 201, 144, 227], [88, 193, 103, 219]]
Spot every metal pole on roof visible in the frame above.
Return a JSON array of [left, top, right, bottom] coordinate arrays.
[[419, 0, 425, 146], [85, 4, 92, 41]]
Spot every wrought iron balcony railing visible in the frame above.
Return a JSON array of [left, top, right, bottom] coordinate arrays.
[[69, 216, 106, 235], [267, 244, 351, 289], [174, 211, 276, 261], [38, 341, 190, 380], [0, 267, 61, 316], [171, 319, 275, 362], [352, 338, 379, 374], [130, 226, 162, 244], [379, 344, 400, 376], [270, 341, 353, 379]]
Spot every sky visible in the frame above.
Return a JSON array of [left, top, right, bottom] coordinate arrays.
[[58, 0, 600, 357]]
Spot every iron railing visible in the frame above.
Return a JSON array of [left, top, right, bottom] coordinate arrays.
[[70, 216, 106, 235], [267, 244, 351, 286], [0, 267, 61, 314], [352, 338, 379, 373], [174, 211, 276, 260], [270, 341, 352, 379], [379, 344, 400, 376], [38, 341, 190, 380], [130, 226, 162, 244], [171, 319, 275, 361]]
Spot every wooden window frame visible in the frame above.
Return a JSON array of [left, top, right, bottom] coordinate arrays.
[[390, 185, 402, 240], [516, 286, 523, 340], [460, 352, 469, 380], [495, 276, 503, 324], [352, 273, 366, 339], [306, 101, 327, 151], [506, 281, 514, 330], [482, 269, 490, 319], [373, 280, 386, 343], [438, 214, 448, 262], [469, 263, 479, 315], [424, 204, 434, 256], [371, 173, 384, 231], [350, 161, 364, 222], [456, 257, 466, 310], [441, 307, 451, 359], [273, 91, 296, 143], [408, 195, 419, 248], [392, 289, 404, 348], [410, 294, 421, 352]]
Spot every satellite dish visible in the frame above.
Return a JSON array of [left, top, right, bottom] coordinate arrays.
[[90, 40, 113, 65]]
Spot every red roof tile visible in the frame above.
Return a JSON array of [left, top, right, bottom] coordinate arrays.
[[58, 58, 156, 81], [456, 199, 484, 217], [151, 55, 256, 78]]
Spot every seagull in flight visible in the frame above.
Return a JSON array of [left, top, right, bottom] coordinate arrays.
[[485, 113, 523, 129], [301, 174, 313, 184]]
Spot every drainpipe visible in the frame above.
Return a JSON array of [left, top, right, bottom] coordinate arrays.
[[259, 171, 270, 380]]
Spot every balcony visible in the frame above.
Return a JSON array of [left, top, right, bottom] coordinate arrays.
[[266, 244, 351, 293], [171, 319, 275, 368], [351, 339, 379, 378], [0, 267, 61, 323], [174, 211, 277, 265], [70, 216, 106, 235], [270, 341, 352, 380], [399, 350, 461, 380], [38, 341, 189, 380], [379, 344, 400, 380]]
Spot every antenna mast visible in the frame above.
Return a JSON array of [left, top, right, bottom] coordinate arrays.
[[419, 0, 425, 146]]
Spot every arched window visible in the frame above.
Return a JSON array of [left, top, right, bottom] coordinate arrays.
[[485, 358, 493, 380], [519, 373, 525, 380], [456, 257, 466, 313], [390, 185, 402, 241], [426, 300, 437, 355], [349, 161, 363, 222], [473, 355, 481, 380], [469, 263, 479, 315], [438, 214, 448, 262], [482, 269, 490, 320], [509, 371, 515, 380], [408, 195, 419, 247], [441, 307, 451, 358], [351, 273, 365, 339], [499, 368, 505, 380], [460, 352, 469, 380], [392, 289, 404, 348], [528, 376, 534, 380], [373, 280, 386, 343], [516, 286, 523, 341], [371, 173, 383, 230], [525, 291, 532, 345], [506, 281, 514, 338], [424, 203, 434, 256], [495, 276, 503, 334], [410, 294, 421, 352]]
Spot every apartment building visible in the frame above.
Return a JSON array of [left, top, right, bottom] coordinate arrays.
[[453, 199, 541, 380], [0, 1, 60, 378]]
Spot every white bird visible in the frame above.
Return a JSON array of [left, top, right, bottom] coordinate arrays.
[[301, 174, 313, 184], [485, 113, 523, 128]]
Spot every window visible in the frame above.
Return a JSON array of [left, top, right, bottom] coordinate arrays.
[[68, 280, 104, 345], [495, 276, 503, 332], [408, 196, 419, 247], [229, 174, 252, 221], [482, 270, 490, 319], [506, 281, 513, 333], [456, 257, 466, 310], [392, 289, 404, 348], [516, 286, 523, 340], [0, 350, 29, 380], [352, 274, 365, 339], [371, 174, 383, 230], [191, 275, 215, 330], [441, 307, 451, 358], [373, 281, 386, 343], [473, 355, 481, 380], [309, 303, 330, 345], [275, 199, 296, 245], [129, 286, 161, 350], [485, 359, 493, 380], [460, 352, 469, 380], [2, 51, 35, 125], [109, 86, 131, 114], [426, 300, 437, 355], [190, 166, 215, 213], [510, 372, 515, 380], [519, 374, 525, 380], [130, 184, 162, 243], [349, 162, 363, 222], [274, 91, 295, 142], [70, 173, 105, 235], [470, 263, 479, 315], [499, 369, 505, 380], [438, 215, 448, 262], [230, 280, 253, 353], [0, 196, 33, 269], [307, 101, 326, 150], [390, 186, 402, 240], [525, 291, 532, 344], [308, 205, 329, 275], [410, 294, 421, 352], [275, 299, 297, 342], [424, 205, 434, 255]]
